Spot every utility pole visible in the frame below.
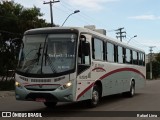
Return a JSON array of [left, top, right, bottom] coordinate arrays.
[[115, 27, 126, 42], [149, 46, 156, 80], [43, 0, 60, 27]]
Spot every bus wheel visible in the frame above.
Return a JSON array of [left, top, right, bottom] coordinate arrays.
[[87, 85, 100, 107], [44, 102, 57, 108], [124, 81, 135, 97]]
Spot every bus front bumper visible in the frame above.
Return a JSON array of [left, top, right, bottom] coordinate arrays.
[[15, 85, 74, 102]]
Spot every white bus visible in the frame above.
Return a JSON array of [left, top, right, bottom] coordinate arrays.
[[15, 27, 146, 107]]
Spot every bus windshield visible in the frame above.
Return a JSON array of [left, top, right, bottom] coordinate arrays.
[[17, 33, 77, 75]]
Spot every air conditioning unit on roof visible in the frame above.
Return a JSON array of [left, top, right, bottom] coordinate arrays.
[[84, 25, 106, 35]]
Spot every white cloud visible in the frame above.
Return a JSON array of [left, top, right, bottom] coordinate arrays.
[[68, 0, 118, 11], [13, 0, 44, 8], [128, 15, 160, 20]]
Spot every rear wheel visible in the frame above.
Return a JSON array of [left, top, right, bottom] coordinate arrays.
[[124, 81, 135, 97], [44, 101, 57, 108], [87, 85, 100, 107]]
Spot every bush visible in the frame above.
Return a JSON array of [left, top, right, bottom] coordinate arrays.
[[146, 62, 160, 79], [0, 80, 15, 91]]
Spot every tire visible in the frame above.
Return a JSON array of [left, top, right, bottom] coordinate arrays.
[[124, 81, 135, 97], [87, 85, 100, 108], [44, 101, 57, 108]]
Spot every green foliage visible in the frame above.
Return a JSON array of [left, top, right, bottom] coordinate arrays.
[[0, 80, 15, 91], [0, 1, 50, 36], [0, 1, 50, 78], [146, 61, 160, 79], [156, 53, 160, 62]]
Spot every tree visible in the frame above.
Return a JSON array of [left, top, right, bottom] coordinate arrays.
[[0, 1, 50, 80], [146, 61, 160, 79], [156, 53, 160, 62]]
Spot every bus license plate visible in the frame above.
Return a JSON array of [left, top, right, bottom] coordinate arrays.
[[35, 98, 46, 102]]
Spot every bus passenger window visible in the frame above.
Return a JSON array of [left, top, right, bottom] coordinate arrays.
[[133, 51, 138, 65], [138, 53, 142, 65], [107, 42, 114, 62], [126, 49, 131, 64], [92, 38, 104, 61], [118, 46, 123, 63]]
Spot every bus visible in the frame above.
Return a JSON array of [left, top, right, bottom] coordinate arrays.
[[15, 27, 146, 108]]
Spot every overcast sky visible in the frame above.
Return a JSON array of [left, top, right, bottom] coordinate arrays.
[[12, 0, 160, 53]]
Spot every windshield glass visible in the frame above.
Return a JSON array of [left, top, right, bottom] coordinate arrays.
[[17, 33, 77, 75]]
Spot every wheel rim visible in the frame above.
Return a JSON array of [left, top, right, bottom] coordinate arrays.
[[131, 84, 135, 95], [92, 90, 99, 105]]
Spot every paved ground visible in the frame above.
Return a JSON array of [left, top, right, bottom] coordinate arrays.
[[0, 79, 160, 120], [0, 90, 14, 98]]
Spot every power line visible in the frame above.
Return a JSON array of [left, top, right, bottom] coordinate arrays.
[[54, 5, 91, 25], [60, 0, 113, 30], [115, 27, 126, 42], [60, 1, 98, 25], [126, 34, 148, 47], [43, 0, 60, 27]]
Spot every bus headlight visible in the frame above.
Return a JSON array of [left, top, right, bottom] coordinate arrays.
[[63, 81, 72, 89], [65, 82, 72, 88], [59, 81, 72, 90], [15, 81, 22, 88]]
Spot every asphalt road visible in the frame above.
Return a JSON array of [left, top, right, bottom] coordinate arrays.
[[1, 80, 160, 120]]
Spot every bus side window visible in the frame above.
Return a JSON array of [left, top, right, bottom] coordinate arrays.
[[118, 46, 123, 63], [78, 35, 91, 74], [126, 49, 131, 64], [107, 42, 114, 62], [139, 52, 144, 66], [133, 51, 138, 65], [92, 38, 104, 61]]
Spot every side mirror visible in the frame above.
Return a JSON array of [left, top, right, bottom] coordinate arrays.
[[83, 42, 90, 56], [79, 35, 90, 56]]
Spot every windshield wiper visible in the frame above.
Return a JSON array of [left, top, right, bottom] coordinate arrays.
[[44, 44, 57, 73], [23, 44, 42, 73]]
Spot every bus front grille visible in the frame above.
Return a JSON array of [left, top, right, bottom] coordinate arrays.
[[25, 88, 56, 91]]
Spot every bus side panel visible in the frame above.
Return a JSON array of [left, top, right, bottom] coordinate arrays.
[[101, 71, 129, 96], [76, 86, 92, 101], [76, 65, 94, 101], [134, 67, 146, 90], [94, 65, 146, 97]]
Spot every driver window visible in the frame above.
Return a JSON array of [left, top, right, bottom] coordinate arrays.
[[77, 35, 91, 74], [78, 36, 90, 65]]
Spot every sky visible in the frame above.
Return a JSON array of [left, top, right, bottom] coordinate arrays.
[[11, 0, 160, 53]]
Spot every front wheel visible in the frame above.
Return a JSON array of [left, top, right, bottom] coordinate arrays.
[[87, 85, 100, 108], [44, 101, 57, 108]]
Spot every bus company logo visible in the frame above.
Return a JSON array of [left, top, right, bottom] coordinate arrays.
[[2, 112, 11, 117], [39, 84, 43, 88], [92, 67, 106, 72]]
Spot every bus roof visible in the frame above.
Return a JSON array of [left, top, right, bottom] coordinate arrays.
[[24, 27, 145, 53]]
